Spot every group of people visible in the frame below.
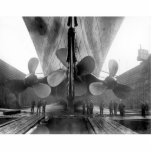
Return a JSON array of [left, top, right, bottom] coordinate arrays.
[[31, 100, 47, 114], [109, 100, 125, 116], [82, 102, 94, 115], [99, 100, 125, 116], [81, 100, 126, 117]]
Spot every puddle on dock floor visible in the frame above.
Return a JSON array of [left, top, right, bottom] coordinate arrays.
[[30, 117, 91, 134], [115, 119, 151, 134]]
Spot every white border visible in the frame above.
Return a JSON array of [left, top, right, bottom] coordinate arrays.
[[0, 0, 151, 152]]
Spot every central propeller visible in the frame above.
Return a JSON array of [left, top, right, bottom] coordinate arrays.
[[89, 59, 132, 99], [47, 48, 95, 96], [6, 58, 51, 98]]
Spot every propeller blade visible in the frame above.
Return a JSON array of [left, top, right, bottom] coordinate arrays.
[[77, 56, 95, 76], [47, 69, 67, 87], [28, 57, 39, 74], [32, 83, 51, 98], [56, 48, 68, 68], [81, 74, 102, 84], [108, 59, 118, 77], [5, 80, 26, 93], [113, 83, 132, 99], [89, 82, 107, 95], [104, 76, 117, 89]]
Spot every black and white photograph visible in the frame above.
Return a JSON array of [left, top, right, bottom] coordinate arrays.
[[0, 16, 150, 134], [0, 1, 151, 152]]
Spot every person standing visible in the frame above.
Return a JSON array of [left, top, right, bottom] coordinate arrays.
[[42, 100, 47, 114], [31, 100, 35, 114], [90, 103, 94, 115], [37, 100, 41, 114], [100, 102, 104, 116], [109, 101, 114, 116], [141, 102, 146, 117], [145, 102, 149, 116], [114, 101, 118, 116], [119, 102, 125, 116]]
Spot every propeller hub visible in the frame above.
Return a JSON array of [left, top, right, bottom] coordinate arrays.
[[24, 74, 38, 87], [104, 77, 117, 89]]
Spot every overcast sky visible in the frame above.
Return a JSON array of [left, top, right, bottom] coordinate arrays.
[[101, 16, 151, 78], [0, 17, 43, 75], [0, 17, 151, 78]]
